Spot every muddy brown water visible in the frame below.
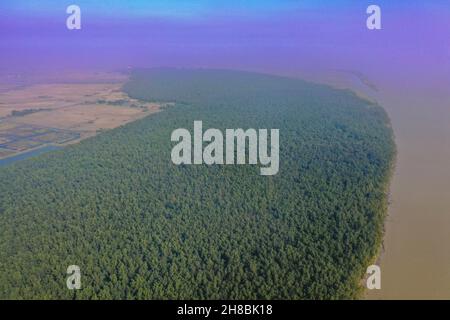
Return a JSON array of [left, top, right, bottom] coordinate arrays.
[[303, 70, 450, 299]]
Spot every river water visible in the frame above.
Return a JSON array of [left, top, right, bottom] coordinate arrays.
[[0, 145, 62, 167], [367, 81, 450, 299], [303, 67, 450, 299]]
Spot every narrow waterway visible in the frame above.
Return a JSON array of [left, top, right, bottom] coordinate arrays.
[[0, 145, 62, 167]]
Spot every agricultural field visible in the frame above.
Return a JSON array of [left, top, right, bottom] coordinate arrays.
[[0, 74, 163, 159]]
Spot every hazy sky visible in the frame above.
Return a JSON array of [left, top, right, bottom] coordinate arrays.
[[0, 0, 449, 89]]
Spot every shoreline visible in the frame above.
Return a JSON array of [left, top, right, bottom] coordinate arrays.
[[294, 70, 398, 299]]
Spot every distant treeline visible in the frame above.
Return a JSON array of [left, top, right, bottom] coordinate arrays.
[[10, 108, 50, 117], [0, 69, 395, 299]]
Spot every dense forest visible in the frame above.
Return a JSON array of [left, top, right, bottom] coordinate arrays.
[[0, 69, 395, 299]]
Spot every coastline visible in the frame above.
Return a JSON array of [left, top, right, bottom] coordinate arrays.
[[295, 70, 398, 299]]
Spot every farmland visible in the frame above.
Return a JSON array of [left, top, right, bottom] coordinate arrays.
[[0, 74, 163, 160]]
